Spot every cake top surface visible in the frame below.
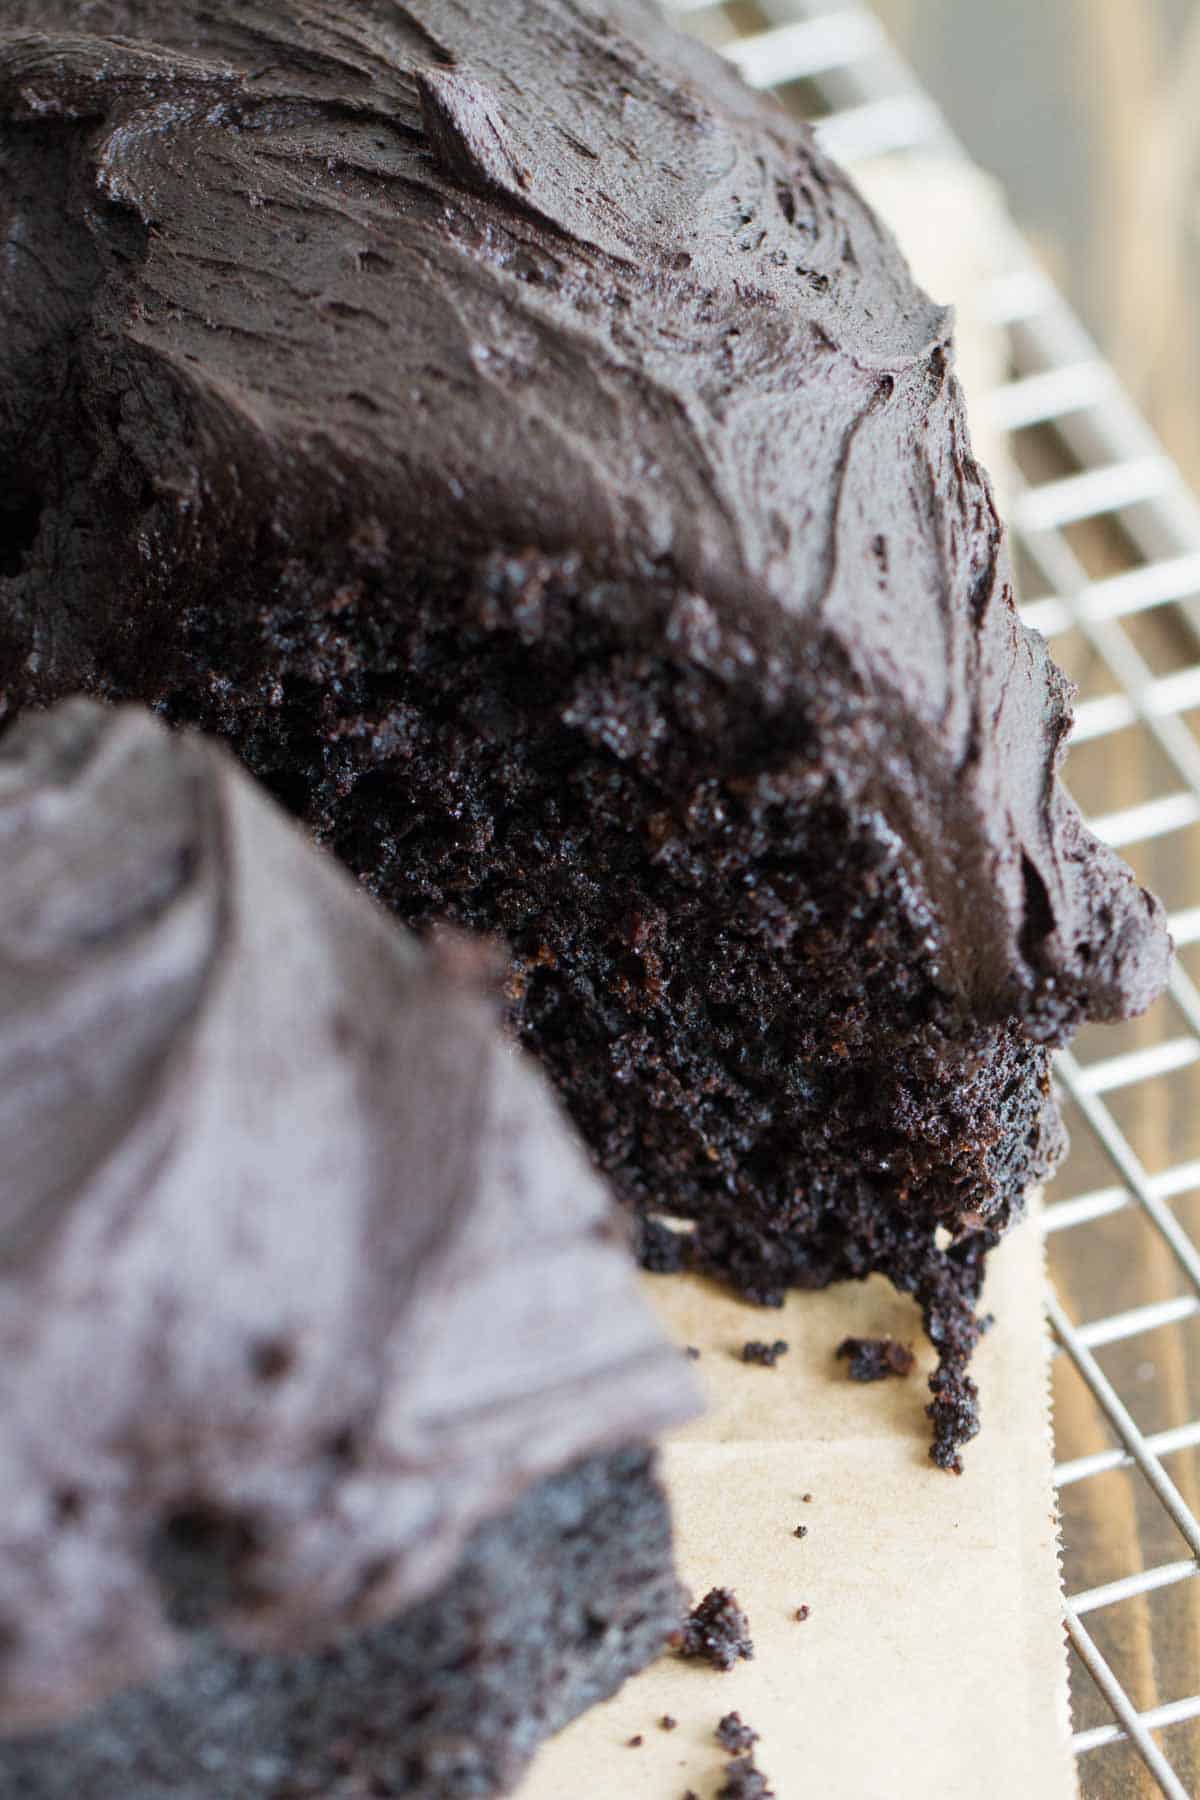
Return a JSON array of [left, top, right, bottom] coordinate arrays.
[[0, 1, 1169, 1028], [0, 699, 699, 1733]]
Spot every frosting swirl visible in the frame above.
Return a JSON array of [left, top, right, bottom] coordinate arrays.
[[0, 700, 698, 1732], [0, 0, 1169, 1032]]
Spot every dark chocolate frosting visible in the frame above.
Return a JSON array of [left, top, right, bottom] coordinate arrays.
[[0, 699, 699, 1734], [0, 0, 1169, 1036]]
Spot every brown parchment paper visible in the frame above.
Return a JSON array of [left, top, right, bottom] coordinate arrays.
[[519, 1205, 1076, 1799]]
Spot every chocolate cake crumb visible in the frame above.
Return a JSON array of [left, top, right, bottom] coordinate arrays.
[[627, 1735, 643, 1747], [677, 1588, 754, 1672], [836, 1336, 916, 1382], [716, 1712, 760, 1754], [740, 1338, 789, 1368], [684, 1346, 701, 1361], [794, 1604, 810, 1623], [927, 1364, 982, 1475], [921, 1230, 993, 1470], [639, 1217, 693, 1276], [717, 1755, 776, 1799], [660, 1715, 678, 1731], [792, 1525, 808, 1540], [802, 1493, 813, 1504]]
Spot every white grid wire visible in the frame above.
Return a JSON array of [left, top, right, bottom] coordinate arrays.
[[666, 4, 1200, 1794]]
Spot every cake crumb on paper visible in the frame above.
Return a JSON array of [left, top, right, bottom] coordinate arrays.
[[717, 1754, 775, 1798], [716, 1712, 760, 1754], [836, 1336, 916, 1381], [675, 1588, 754, 1671]]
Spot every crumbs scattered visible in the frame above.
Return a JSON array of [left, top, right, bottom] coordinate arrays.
[[740, 1339, 789, 1368], [675, 1587, 754, 1671], [626, 1734, 643, 1747], [802, 1492, 813, 1504], [794, 1604, 810, 1623], [660, 1715, 677, 1732], [836, 1335, 916, 1381], [792, 1524, 808, 1539], [717, 1755, 775, 1798], [685, 1345, 701, 1360], [716, 1712, 760, 1754]]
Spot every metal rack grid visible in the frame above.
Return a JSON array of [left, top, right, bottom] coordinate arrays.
[[666, 4, 1200, 1795]]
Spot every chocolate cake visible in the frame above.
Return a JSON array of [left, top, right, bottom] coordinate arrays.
[[0, 0, 1170, 1467], [0, 700, 700, 1797]]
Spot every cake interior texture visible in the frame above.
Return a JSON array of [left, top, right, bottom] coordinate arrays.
[[168, 549, 1038, 1470], [0, 0, 1170, 1468], [0, 1447, 677, 1800]]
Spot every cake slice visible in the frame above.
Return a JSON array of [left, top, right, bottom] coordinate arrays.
[[0, 700, 700, 1798], [0, 0, 1170, 1467]]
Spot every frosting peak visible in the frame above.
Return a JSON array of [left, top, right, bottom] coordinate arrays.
[[0, 700, 698, 1733]]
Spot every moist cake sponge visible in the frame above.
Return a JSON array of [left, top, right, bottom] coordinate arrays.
[[0, 0, 1170, 1467]]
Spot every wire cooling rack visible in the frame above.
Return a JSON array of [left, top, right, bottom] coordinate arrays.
[[667, 4, 1200, 1795]]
